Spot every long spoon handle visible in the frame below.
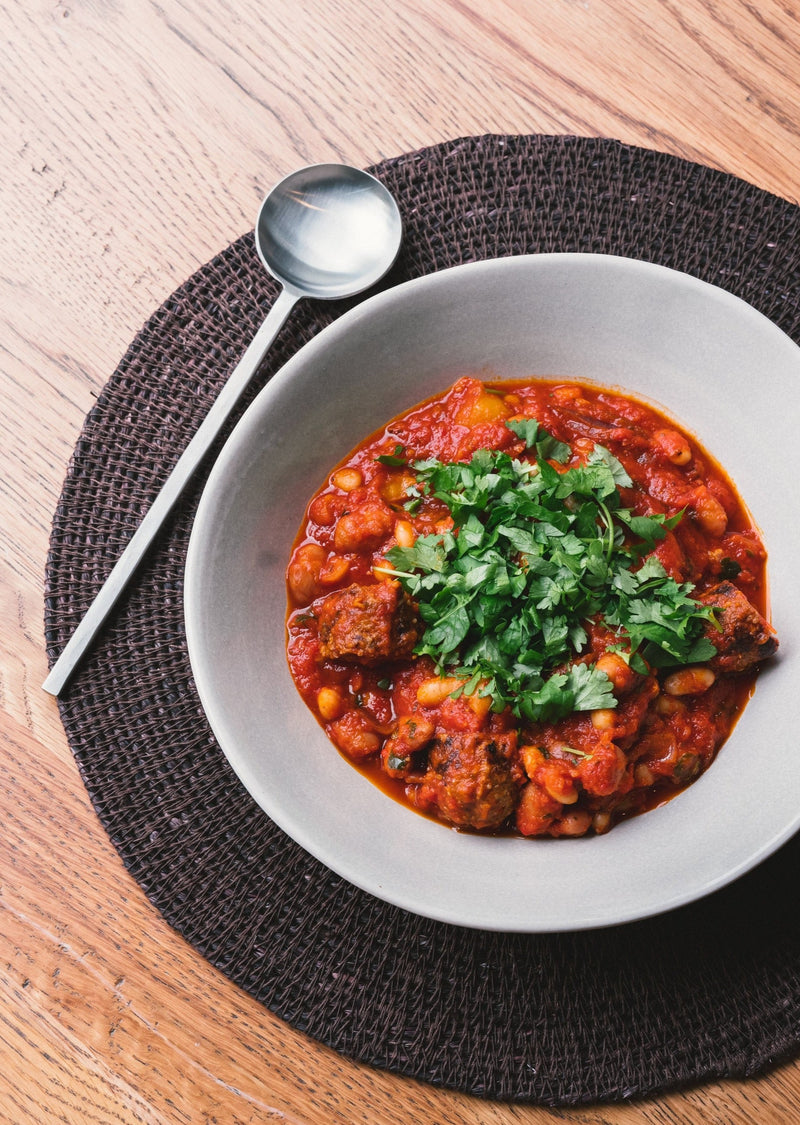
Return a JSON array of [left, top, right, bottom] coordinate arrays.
[[43, 286, 300, 696]]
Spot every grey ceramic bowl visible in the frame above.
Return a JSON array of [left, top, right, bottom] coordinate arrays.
[[184, 254, 798, 932]]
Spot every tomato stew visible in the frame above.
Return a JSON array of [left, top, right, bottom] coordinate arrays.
[[285, 378, 778, 837]]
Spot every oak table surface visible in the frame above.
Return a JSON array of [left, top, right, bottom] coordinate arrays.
[[3, 1, 800, 1122]]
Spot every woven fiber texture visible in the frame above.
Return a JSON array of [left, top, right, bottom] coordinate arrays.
[[45, 135, 800, 1105]]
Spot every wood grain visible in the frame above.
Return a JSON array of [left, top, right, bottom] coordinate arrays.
[[3, 0, 800, 1121]]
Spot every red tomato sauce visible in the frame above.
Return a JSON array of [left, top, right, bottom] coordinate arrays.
[[285, 378, 777, 837]]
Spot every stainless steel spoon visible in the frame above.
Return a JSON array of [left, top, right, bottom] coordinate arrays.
[[43, 163, 403, 696]]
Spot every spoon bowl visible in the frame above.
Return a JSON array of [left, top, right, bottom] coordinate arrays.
[[43, 163, 403, 696], [256, 164, 403, 299]]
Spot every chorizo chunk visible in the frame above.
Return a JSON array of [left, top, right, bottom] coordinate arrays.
[[413, 730, 519, 830], [317, 580, 420, 664], [699, 581, 779, 672], [333, 500, 394, 552]]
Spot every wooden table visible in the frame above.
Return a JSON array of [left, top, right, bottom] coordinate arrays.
[[3, 1, 800, 1121]]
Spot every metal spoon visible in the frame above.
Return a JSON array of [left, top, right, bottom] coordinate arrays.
[[43, 163, 403, 696]]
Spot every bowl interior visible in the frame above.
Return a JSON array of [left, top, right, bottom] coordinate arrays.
[[185, 254, 800, 931]]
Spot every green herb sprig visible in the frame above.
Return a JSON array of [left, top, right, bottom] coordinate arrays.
[[379, 417, 717, 723]]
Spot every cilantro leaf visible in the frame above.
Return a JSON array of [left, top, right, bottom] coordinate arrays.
[[587, 444, 633, 488], [507, 418, 570, 463], [375, 444, 408, 467], [569, 661, 618, 711]]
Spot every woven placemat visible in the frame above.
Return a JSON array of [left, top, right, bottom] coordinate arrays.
[[45, 135, 800, 1106]]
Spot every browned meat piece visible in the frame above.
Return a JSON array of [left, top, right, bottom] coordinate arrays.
[[414, 730, 520, 830], [317, 580, 420, 664], [699, 581, 779, 672]]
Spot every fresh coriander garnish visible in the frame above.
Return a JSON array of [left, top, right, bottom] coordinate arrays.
[[376, 444, 408, 467], [379, 417, 717, 722], [506, 417, 571, 464]]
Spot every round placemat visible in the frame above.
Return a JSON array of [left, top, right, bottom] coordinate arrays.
[[45, 134, 800, 1105]]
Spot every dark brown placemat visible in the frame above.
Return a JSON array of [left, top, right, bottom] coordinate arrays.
[[44, 135, 800, 1105]]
